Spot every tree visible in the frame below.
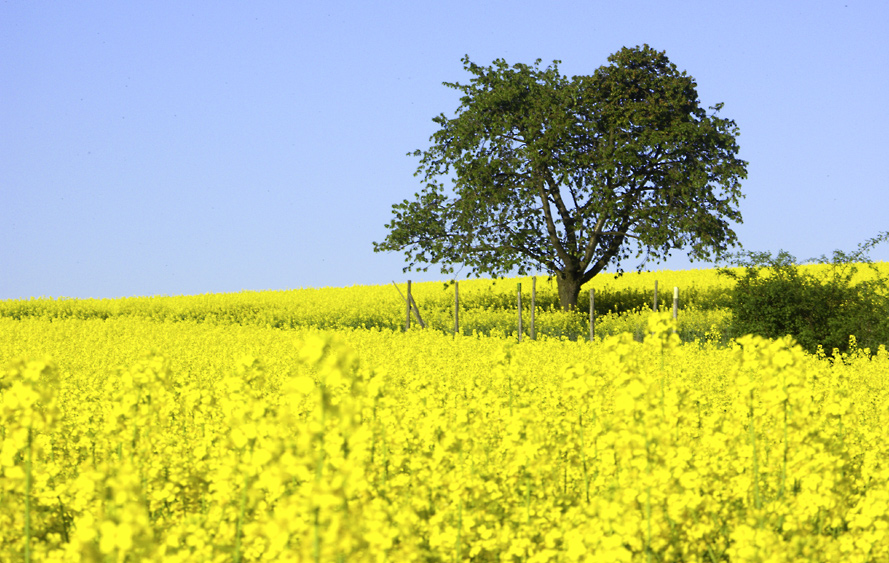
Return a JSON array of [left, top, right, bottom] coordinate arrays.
[[374, 45, 748, 310]]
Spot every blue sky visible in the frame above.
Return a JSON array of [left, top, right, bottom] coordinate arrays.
[[2, 1, 887, 300]]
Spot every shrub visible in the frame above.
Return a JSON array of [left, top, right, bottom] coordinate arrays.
[[719, 233, 889, 355]]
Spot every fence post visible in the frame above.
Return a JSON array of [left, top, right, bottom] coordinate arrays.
[[454, 281, 459, 335], [673, 286, 679, 334], [653, 280, 658, 311], [517, 283, 523, 343], [406, 280, 411, 331], [531, 277, 537, 340], [393, 280, 426, 328], [589, 288, 595, 342]]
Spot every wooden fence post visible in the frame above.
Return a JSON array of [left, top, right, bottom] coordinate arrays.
[[589, 288, 595, 342], [410, 294, 426, 328], [653, 280, 658, 311], [406, 280, 411, 331], [393, 280, 426, 329], [517, 283, 523, 343], [531, 277, 537, 340], [673, 286, 679, 333], [454, 281, 459, 335]]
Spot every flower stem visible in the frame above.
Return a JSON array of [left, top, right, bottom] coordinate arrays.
[[25, 427, 33, 563], [234, 474, 249, 563]]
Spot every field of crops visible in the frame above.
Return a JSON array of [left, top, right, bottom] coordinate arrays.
[[2, 267, 889, 561], [2, 267, 742, 340]]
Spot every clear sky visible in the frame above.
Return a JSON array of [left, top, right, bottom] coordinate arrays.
[[2, 1, 887, 300]]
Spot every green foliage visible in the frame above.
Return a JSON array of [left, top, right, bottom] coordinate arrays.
[[719, 233, 889, 356], [374, 45, 747, 310]]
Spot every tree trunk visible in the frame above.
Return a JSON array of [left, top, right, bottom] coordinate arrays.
[[556, 271, 583, 311]]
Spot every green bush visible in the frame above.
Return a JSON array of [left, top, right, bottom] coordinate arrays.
[[719, 234, 889, 356]]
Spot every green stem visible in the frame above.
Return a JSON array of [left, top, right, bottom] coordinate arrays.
[[25, 427, 32, 563], [646, 485, 652, 563], [313, 507, 321, 563], [382, 433, 389, 488], [779, 391, 788, 500], [369, 399, 378, 464], [645, 436, 653, 563], [578, 409, 589, 503], [316, 393, 327, 483], [524, 474, 532, 524], [233, 474, 249, 563], [749, 389, 761, 511], [455, 500, 463, 563]]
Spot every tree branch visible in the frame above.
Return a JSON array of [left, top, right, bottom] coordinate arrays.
[[543, 169, 578, 257], [534, 174, 572, 269]]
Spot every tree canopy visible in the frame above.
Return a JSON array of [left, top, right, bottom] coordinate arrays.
[[374, 45, 748, 310]]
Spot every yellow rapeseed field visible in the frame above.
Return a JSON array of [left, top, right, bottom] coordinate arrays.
[[2, 267, 888, 561]]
